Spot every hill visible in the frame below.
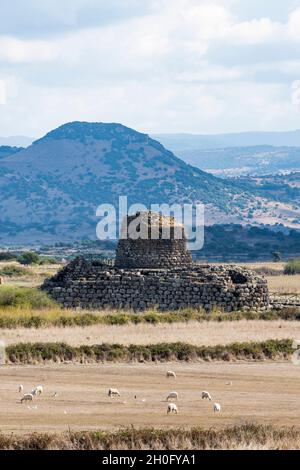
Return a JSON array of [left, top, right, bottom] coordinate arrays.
[[0, 146, 23, 160], [0, 121, 258, 244]]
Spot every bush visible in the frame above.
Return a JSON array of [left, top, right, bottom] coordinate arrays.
[[0, 252, 18, 261], [0, 424, 299, 450], [38, 257, 58, 265], [5, 339, 294, 364], [18, 252, 40, 265], [0, 286, 56, 309], [284, 258, 300, 275]]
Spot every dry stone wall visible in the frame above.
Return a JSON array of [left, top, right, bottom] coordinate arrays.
[[42, 257, 269, 312], [115, 238, 192, 268]]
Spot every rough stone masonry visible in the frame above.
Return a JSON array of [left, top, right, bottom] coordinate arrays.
[[43, 212, 269, 312]]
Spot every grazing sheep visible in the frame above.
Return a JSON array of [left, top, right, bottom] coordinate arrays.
[[214, 403, 221, 413], [108, 388, 121, 398], [18, 385, 24, 394], [202, 391, 212, 401], [32, 385, 43, 396], [166, 371, 176, 378], [166, 391, 178, 401], [167, 403, 178, 414], [226, 381, 233, 386], [21, 393, 34, 404]]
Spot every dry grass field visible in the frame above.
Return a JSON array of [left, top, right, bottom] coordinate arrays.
[[0, 362, 299, 435], [1, 259, 300, 447], [1, 320, 300, 347], [267, 275, 300, 294]]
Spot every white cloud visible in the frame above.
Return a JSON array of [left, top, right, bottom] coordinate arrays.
[[0, 0, 300, 135], [288, 7, 300, 40], [0, 36, 59, 63], [0, 80, 7, 104], [291, 80, 300, 106]]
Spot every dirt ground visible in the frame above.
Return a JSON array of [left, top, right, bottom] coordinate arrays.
[[0, 362, 299, 435], [1, 320, 299, 347]]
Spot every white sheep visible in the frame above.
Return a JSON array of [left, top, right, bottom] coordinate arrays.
[[166, 371, 176, 378], [32, 385, 43, 396], [35, 385, 43, 395], [202, 391, 212, 401], [108, 388, 121, 398], [166, 391, 178, 401], [167, 403, 178, 414], [214, 403, 221, 413], [18, 385, 24, 394], [21, 393, 34, 404]]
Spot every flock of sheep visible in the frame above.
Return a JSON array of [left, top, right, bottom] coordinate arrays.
[[18, 369, 223, 417], [109, 370, 222, 416], [19, 384, 43, 403]]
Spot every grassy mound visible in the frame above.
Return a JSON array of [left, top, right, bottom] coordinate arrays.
[[0, 286, 56, 310], [5, 339, 294, 364], [0, 265, 30, 277]]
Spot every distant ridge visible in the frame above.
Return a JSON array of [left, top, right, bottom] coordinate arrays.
[[0, 135, 34, 147], [153, 130, 300, 150]]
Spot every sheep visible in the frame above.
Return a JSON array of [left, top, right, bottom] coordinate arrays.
[[167, 403, 178, 414], [214, 403, 221, 413], [202, 391, 212, 401], [166, 391, 178, 401], [21, 393, 34, 404], [32, 385, 43, 396], [108, 388, 121, 398], [18, 385, 24, 394], [166, 371, 176, 378]]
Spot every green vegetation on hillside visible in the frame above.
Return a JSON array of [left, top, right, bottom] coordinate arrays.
[[196, 225, 300, 262]]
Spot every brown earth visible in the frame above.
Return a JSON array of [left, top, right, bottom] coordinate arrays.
[[0, 362, 299, 435]]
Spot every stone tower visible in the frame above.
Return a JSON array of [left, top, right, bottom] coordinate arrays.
[[115, 211, 193, 268]]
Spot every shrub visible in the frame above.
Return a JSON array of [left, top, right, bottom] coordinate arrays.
[[0, 424, 299, 450], [284, 258, 300, 275], [0, 286, 56, 309], [0, 252, 18, 261], [5, 339, 294, 364], [18, 251, 40, 265]]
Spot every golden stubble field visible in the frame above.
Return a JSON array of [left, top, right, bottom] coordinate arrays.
[[1, 319, 300, 346], [0, 362, 300, 434]]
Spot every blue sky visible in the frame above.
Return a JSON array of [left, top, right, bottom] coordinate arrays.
[[0, 0, 300, 137]]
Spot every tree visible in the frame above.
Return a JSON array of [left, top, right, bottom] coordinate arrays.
[[271, 251, 282, 262], [18, 251, 40, 265]]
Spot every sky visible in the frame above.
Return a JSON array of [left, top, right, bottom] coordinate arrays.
[[1, 0, 300, 137]]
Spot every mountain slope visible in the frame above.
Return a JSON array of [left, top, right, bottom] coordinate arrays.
[[1, 122, 300, 244], [0, 146, 23, 160], [0, 122, 257, 244]]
